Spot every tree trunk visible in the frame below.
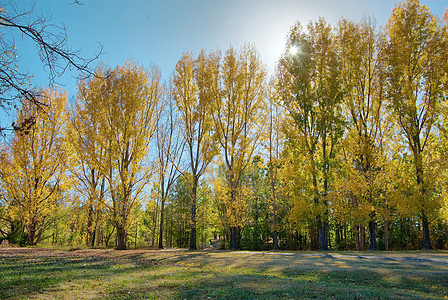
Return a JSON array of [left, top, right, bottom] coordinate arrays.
[[273, 230, 279, 251], [360, 225, 365, 251], [116, 223, 127, 250], [354, 224, 359, 251], [384, 204, 389, 251], [229, 180, 239, 250], [91, 229, 96, 248], [415, 147, 433, 250], [189, 176, 198, 250], [28, 223, 36, 246], [230, 226, 237, 250], [446, 223, 448, 250], [151, 197, 159, 247], [158, 196, 165, 249], [236, 226, 241, 249], [86, 203, 94, 246], [368, 220, 378, 250], [421, 213, 432, 250], [272, 179, 279, 250], [343, 224, 347, 250], [310, 224, 318, 250], [317, 220, 329, 251], [27, 219, 45, 246]]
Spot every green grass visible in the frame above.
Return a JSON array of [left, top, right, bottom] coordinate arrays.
[[0, 248, 447, 299]]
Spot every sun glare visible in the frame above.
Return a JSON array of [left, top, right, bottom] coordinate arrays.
[[288, 45, 300, 56]]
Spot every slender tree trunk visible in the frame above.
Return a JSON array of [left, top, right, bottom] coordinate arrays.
[[189, 177, 198, 250], [368, 220, 378, 250], [310, 224, 318, 250], [158, 195, 166, 249], [272, 182, 279, 251], [91, 229, 96, 248], [311, 168, 322, 251], [343, 224, 347, 250], [230, 227, 237, 250], [86, 203, 94, 246], [254, 196, 259, 250], [414, 145, 433, 250], [360, 225, 365, 251], [229, 180, 239, 250], [384, 202, 389, 251], [151, 197, 159, 247], [384, 220, 389, 251], [269, 102, 279, 251], [446, 223, 448, 250], [320, 133, 329, 251], [421, 213, 432, 250], [236, 226, 241, 249], [169, 212, 173, 248], [354, 224, 359, 251]]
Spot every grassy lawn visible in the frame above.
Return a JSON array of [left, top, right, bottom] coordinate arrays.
[[0, 248, 447, 299]]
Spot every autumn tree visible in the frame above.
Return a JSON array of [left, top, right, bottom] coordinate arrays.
[[266, 87, 285, 250], [173, 50, 218, 250], [213, 45, 266, 250], [155, 89, 184, 249], [68, 72, 109, 247], [336, 17, 385, 250], [276, 19, 343, 250], [383, 0, 446, 249], [82, 62, 161, 250], [0, 88, 67, 245]]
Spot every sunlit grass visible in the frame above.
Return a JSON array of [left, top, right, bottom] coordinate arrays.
[[0, 248, 447, 299]]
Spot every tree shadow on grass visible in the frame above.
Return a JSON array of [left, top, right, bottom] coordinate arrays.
[[1, 249, 447, 299]]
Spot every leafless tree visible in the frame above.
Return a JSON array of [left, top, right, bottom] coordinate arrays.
[[0, 1, 101, 132]]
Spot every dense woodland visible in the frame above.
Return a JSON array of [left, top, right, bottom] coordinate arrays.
[[1, 0, 448, 251]]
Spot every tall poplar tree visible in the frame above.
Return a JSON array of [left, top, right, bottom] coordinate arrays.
[[276, 19, 343, 250], [383, 0, 446, 249], [155, 90, 184, 250], [82, 62, 161, 250], [213, 45, 266, 250], [69, 75, 108, 247], [173, 50, 219, 250], [336, 17, 385, 250]]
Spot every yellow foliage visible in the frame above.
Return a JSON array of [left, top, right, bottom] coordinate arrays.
[[0, 88, 67, 245]]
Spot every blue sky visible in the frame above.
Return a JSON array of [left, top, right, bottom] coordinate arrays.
[[2, 0, 447, 128]]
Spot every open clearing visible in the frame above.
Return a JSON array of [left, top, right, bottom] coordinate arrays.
[[0, 248, 447, 299]]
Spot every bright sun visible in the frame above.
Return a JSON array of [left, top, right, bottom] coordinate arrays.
[[288, 45, 300, 56]]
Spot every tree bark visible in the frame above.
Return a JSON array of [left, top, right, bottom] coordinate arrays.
[[368, 220, 378, 250], [28, 223, 36, 246], [271, 175, 279, 250], [415, 143, 433, 250], [189, 177, 198, 250], [421, 213, 432, 250], [360, 225, 365, 251], [310, 224, 319, 250], [86, 203, 94, 247], [116, 223, 127, 250], [230, 226, 237, 250], [158, 204, 165, 249], [354, 224, 359, 251], [229, 180, 239, 250], [317, 220, 329, 251], [384, 203, 389, 251]]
